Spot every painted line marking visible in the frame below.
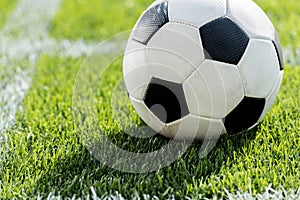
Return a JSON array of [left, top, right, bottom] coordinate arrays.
[[0, 0, 96, 139]]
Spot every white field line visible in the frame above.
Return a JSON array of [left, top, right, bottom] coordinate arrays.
[[0, 0, 96, 139], [38, 186, 300, 200], [0, 70, 31, 137], [224, 186, 300, 200]]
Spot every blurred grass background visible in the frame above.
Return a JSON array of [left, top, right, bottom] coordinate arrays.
[[49, 0, 300, 49], [0, 0, 17, 29], [50, 0, 150, 41]]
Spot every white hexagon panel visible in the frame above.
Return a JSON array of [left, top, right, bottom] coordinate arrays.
[[146, 22, 204, 83], [238, 39, 280, 98], [123, 40, 152, 100], [183, 60, 244, 119]]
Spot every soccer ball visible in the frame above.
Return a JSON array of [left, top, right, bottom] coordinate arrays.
[[123, 0, 284, 139]]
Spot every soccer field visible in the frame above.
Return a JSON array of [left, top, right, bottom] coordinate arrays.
[[0, 0, 300, 199]]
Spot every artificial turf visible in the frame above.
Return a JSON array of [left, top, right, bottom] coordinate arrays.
[[0, 0, 300, 198]]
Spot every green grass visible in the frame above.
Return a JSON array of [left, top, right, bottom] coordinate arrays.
[[50, 0, 300, 49], [0, 56, 300, 198], [50, 0, 150, 41], [0, 0, 17, 30], [1, 0, 300, 198]]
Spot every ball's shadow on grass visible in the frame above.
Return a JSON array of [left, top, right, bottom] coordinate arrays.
[[34, 125, 258, 198], [35, 49, 259, 197]]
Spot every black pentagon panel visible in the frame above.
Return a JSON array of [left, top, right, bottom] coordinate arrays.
[[273, 32, 284, 71], [224, 97, 265, 134], [144, 78, 189, 124], [133, 2, 169, 45], [200, 17, 250, 65]]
